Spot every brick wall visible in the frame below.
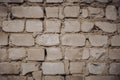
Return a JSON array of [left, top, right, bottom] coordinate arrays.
[[0, 0, 120, 80]]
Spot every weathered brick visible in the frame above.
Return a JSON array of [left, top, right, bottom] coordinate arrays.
[[26, 20, 43, 32], [42, 62, 65, 74], [64, 48, 82, 60], [106, 5, 117, 20], [90, 48, 107, 60], [111, 36, 120, 46], [45, 76, 64, 80], [64, 60, 69, 74], [88, 7, 104, 18], [87, 63, 106, 74], [8, 48, 26, 60], [82, 48, 90, 59], [0, 0, 23, 3], [109, 49, 120, 60], [81, 0, 94, 3], [95, 0, 109, 3], [27, 48, 45, 61], [45, 19, 61, 32], [0, 32, 8, 46], [95, 22, 117, 33], [117, 23, 120, 33], [10, 34, 34, 46], [85, 76, 119, 80], [28, 0, 43, 2], [81, 9, 89, 18], [0, 49, 7, 61], [63, 20, 80, 32], [36, 34, 59, 46], [32, 71, 42, 80], [62, 34, 86, 46], [12, 6, 43, 18], [21, 63, 39, 75], [119, 7, 120, 18], [70, 62, 85, 74], [66, 0, 79, 2], [81, 21, 94, 32], [66, 76, 83, 80], [7, 76, 26, 80], [46, 47, 63, 60], [28, 77, 33, 80], [0, 62, 20, 74], [64, 6, 80, 17], [3, 20, 24, 32], [46, 0, 63, 3], [89, 35, 108, 46], [45, 7, 59, 18], [0, 6, 7, 18], [109, 63, 120, 75]]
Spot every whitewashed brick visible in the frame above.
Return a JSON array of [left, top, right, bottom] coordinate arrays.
[[62, 34, 86, 46], [95, 22, 117, 33], [95, 0, 109, 3], [0, 62, 20, 74], [0, 32, 8, 46], [66, 76, 83, 80], [26, 20, 43, 32], [109, 49, 120, 59], [36, 34, 59, 46], [46, 47, 63, 60], [45, 76, 64, 80], [28, 0, 43, 2], [82, 48, 90, 59], [111, 36, 120, 46], [106, 5, 117, 20], [22, 63, 39, 75], [0, 6, 7, 17], [64, 6, 80, 17], [8, 48, 26, 60], [70, 62, 85, 74], [63, 20, 80, 32], [10, 34, 34, 46], [27, 48, 45, 61], [46, 0, 63, 3], [89, 35, 108, 46], [42, 62, 65, 74], [0, 49, 7, 61], [109, 63, 120, 75], [32, 71, 42, 80], [12, 6, 43, 18], [0, 0, 23, 3], [81, 9, 89, 18], [3, 20, 24, 32], [45, 19, 61, 32]]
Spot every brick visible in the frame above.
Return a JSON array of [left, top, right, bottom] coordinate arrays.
[[87, 63, 106, 74], [82, 48, 90, 59], [88, 7, 104, 18], [3, 20, 24, 32], [46, 0, 63, 3], [0, 0, 23, 3], [66, 0, 79, 2], [0, 49, 7, 61], [64, 48, 82, 60], [28, 77, 33, 80], [90, 48, 106, 60], [95, 22, 117, 33], [45, 76, 64, 80], [28, 0, 43, 2], [62, 34, 86, 46], [12, 6, 43, 18], [42, 62, 65, 74], [111, 36, 120, 46], [0, 62, 20, 74], [7, 76, 26, 80], [81, 21, 94, 32], [8, 48, 26, 60], [66, 76, 83, 80], [46, 47, 63, 60], [95, 0, 109, 3], [117, 23, 120, 33], [10, 34, 34, 46], [119, 7, 120, 18], [85, 76, 119, 80], [63, 20, 80, 32], [81, 9, 89, 18], [0, 32, 8, 46], [26, 20, 43, 32], [36, 34, 59, 46], [21, 63, 39, 75], [89, 35, 108, 46], [109, 63, 120, 75], [64, 60, 69, 74], [106, 5, 117, 20], [45, 19, 61, 32], [81, 0, 94, 3], [0, 6, 7, 17], [64, 6, 80, 17], [0, 76, 7, 80], [32, 71, 42, 80], [27, 48, 45, 61], [109, 49, 120, 60], [45, 7, 59, 18], [70, 62, 84, 74]]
